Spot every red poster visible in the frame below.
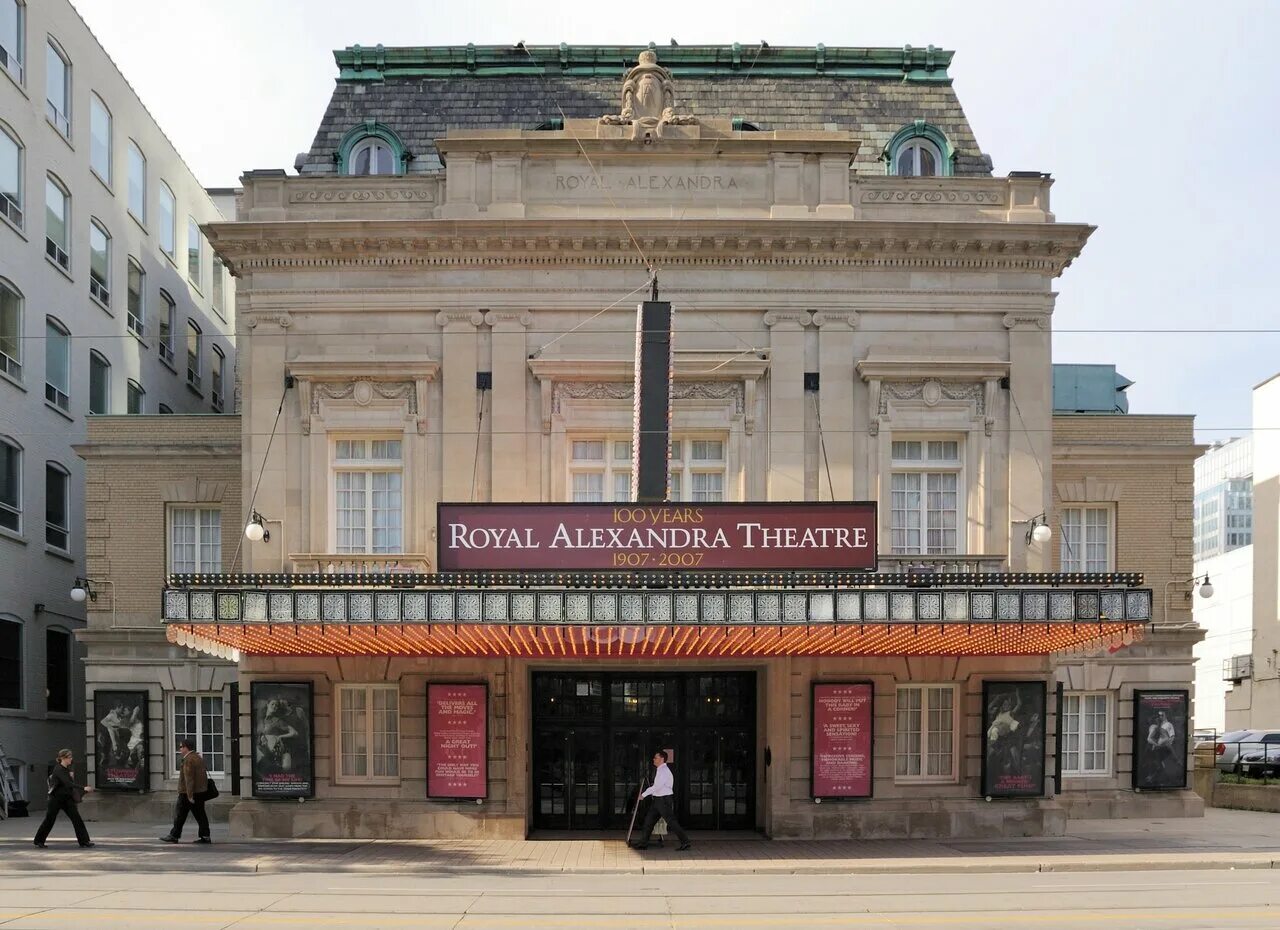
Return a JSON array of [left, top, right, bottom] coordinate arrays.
[[427, 683, 488, 799], [438, 502, 877, 571], [812, 682, 873, 799]]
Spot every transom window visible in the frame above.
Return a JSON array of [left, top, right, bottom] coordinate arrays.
[[1061, 691, 1110, 776], [44, 174, 69, 269], [45, 40, 70, 138], [890, 439, 962, 555], [348, 138, 396, 176], [1060, 506, 1113, 572], [336, 684, 399, 782], [127, 140, 146, 222], [0, 124, 22, 227], [0, 435, 20, 532], [568, 434, 727, 502], [126, 259, 144, 337], [89, 92, 111, 184], [169, 506, 221, 572], [0, 0, 24, 83], [172, 693, 225, 775], [88, 350, 110, 414], [45, 461, 69, 550], [44, 316, 69, 409], [0, 278, 21, 380], [333, 438, 403, 554], [89, 219, 110, 306], [895, 684, 957, 780]]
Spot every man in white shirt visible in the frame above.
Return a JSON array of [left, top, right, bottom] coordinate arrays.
[[629, 750, 691, 851]]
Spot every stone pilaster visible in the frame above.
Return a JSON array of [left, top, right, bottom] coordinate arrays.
[[764, 311, 811, 500], [1004, 313, 1052, 570], [437, 310, 485, 502], [813, 311, 859, 500], [485, 310, 534, 501]]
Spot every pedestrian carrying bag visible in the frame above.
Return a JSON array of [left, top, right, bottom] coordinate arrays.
[[202, 780, 220, 801]]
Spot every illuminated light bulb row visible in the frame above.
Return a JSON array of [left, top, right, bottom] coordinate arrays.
[[171, 626, 241, 662]]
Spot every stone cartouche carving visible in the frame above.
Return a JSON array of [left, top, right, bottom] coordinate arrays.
[[600, 50, 698, 135], [553, 380, 744, 415]]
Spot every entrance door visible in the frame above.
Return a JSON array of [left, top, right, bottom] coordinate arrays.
[[684, 728, 755, 830], [533, 726, 603, 830], [608, 726, 678, 830]]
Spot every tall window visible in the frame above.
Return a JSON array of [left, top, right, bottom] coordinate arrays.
[[172, 694, 225, 775], [158, 291, 175, 364], [88, 350, 110, 414], [126, 379, 143, 414], [337, 684, 399, 782], [211, 255, 225, 318], [44, 174, 69, 270], [895, 684, 956, 780], [45, 628, 70, 713], [126, 140, 145, 222], [0, 278, 20, 379], [895, 139, 942, 177], [890, 439, 962, 555], [126, 258, 144, 337], [569, 434, 727, 502], [185, 319, 201, 388], [169, 506, 221, 572], [0, 435, 19, 532], [1061, 506, 1112, 572], [211, 345, 225, 411], [158, 182, 175, 259], [1061, 692, 1110, 776], [348, 138, 396, 176], [44, 316, 68, 409], [333, 438, 403, 554], [0, 124, 21, 227], [45, 40, 70, 138], [89, 93, 111, 184], [45, 461, 68, 550], [186, 216, 202, 287], [89, 219, 110, 305], [0, 0, 23, 83], [0, 616, 20, 709]]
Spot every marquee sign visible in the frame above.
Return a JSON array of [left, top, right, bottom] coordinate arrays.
[[437, 502, 878, 572]]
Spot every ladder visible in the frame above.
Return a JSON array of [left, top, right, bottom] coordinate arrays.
[[0, 740, 26, 819]]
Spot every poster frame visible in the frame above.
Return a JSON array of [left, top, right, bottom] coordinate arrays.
[[810, 680, 875, 801], [1131, 688, 1190, 791], [980, 679, 1047, 799], [426, 681, 489, 801], [92, 689, 149, 791], [249, 680, 315, 800]]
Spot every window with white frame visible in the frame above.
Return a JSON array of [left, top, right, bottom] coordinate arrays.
[[0, 0, 24, 83], [126, 140, 145, 222], [126, 258, 144, 337], [45, 461, 68, 550], [0, 434, 19, 532], [0, 277, 21, 379], [211, 345, 225, 411], [158, 291, 175, 364], [44, 316, 68, 409], [45, 39, 70, 137], [0, 124, 21, 227], [895, 684, 957, 780], [211, 255, 225, 318], [890, 439, 962, 554], [333, 438, 403, 554], [44, 174, 69, 270], [88, 349, 110, 414], [1061, 691, 1110, 776], [185, 318, 201, 389], [336, 684, 399, 782], [172, 693, 225, 775], [348, 138, 396, 176], [158, 182, 175, 259], [126, 379, 143, 415], [568, 434, 727, 502], [89, 219, 110, 306], [186, 216, 202, 288], [1060, 505, 1113, 572], [894, 138, 943, 177], [168, 506, 221, 573], [89, 92, 111, 184]]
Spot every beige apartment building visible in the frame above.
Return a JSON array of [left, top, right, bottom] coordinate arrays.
[[77, 45, 1203, 838]]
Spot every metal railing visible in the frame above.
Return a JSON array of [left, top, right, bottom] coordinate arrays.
[[1202, 738, 1280, 783]]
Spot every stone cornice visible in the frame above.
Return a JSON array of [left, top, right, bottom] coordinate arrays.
[[286, 356, 440, 382], [72, 442, 240, 460], [856, 356, 1010, 382]]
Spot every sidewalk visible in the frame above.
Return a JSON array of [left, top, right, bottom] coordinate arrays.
[[2, 807, 1278, 876]]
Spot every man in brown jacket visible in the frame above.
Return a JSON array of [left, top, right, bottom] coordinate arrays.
[[160, 739, 211, 844]]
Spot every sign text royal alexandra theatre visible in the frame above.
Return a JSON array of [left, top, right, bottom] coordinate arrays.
[[437, 503, 878, 571]]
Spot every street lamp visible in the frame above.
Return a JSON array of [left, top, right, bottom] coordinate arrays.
[[1026, 514, 1052, 545], [244, 511, 269, 543]]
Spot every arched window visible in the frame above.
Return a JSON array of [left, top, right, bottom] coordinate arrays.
[[0, 614, 21, 709], [0, 276, 21, 380], [44, 173, 69, 269], [45, 460, 69, 550], [44, 315, 69, 409], [0, 120, 22, 228], [89, 218, 110, 306], [0, 433, 20, 533], [88, 349, 110, 414], [884, 121, 954, 178], [337, 122, 408, 177]]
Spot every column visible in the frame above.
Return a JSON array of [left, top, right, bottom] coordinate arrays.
[[1004, 313, 1053, 570], [764, 311, 811, 501], [812, 312, 859, 500], [437, 311, 484, 503], [486, 310, 533, 501]]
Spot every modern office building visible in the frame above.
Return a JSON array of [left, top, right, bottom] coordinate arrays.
[[1194, 437, 1253, 561], [0, 0, 234, 806]]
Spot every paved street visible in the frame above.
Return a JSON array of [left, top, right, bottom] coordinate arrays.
[[0, 868, 1277, 929]]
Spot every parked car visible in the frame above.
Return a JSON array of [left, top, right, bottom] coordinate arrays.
[[1240, 739, 1280, 778], [1195, 729, 1280, 774]]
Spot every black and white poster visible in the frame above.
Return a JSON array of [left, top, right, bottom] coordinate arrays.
[[251, 681, 314, 798], [1133, 690, 1189, 790], [93, 690, 148, 790], [981, 680, 1046, 798]]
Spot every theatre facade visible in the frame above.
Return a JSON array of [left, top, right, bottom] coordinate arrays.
[[78, 45, 1204, 839]]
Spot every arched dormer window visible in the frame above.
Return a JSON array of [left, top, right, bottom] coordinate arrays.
[[336, 121, 409, 176], [884, 120, 955, 178]]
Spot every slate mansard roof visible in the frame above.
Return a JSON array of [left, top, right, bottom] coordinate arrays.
[[299, 44, 993, 177]]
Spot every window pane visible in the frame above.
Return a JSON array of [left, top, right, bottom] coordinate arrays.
[[0, 439, 19, 532], [45, 43, 68, 134], [572, 441, 603, 462], [0, 1, 22, 80], [374, 144, 393, 175], [126, 380, 143, 414], [691, 440, 723, 461], [669, 440, 682, 461], [187, 216, 201, 285], [159, 293, 175, 360], [89, 94, 111, 182], [0, 619, 20, 709], [45, 464, 67, 549], [891, 441, 922, 461], [45, 321, 68, 396], [919, 145, 936, 176], [159, 184, 175, 257], [340, 687, 368, 777], [351, 145, 370, 176], [572, 472, 603, 503], [45, 177, 66, 249], [890, 472, 922, 554], [895, 687, 922, 776], [127, 260, 144, 334], [0, 129, 19, 223], [0, 281, 20, 373], [127, 142, 145, 220], [668, 471, 681, 502], [89, 222, 109, 303], [370, 471, 402, 553], [45, 629, 70, 713], [199, 508, 222, 571], [89, 352, 109, 414], [200, 695, 225, 774], [172, 694, 196, 771], [691, 472, 723, 502], [186, 320, 201, 382], [612, 471, 630, 502], [336, 471, 367, 553], [371, 439, 401, 461], [371, 687, 399, 777], [613, 440, 631, 462], [896, 147, 915, 177], [171, 507, 196, 573], [212, 256, 224, 313]]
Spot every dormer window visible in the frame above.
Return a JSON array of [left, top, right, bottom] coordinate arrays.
[[895, 139, 942, 177], [337, 122, 408, 177], [349, 138, 395, 176], [885, 121, 954, 178]]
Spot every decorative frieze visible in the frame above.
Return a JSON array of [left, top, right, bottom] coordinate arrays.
[[552, 380, 745, 415]]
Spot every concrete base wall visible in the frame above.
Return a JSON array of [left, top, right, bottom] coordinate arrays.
[[228, 800, 524, 839], [1057, 789, 1204, 820], [1212, 783, 1280, 814], [772, 798, 1066, 839], [79, 791, 235, 824]]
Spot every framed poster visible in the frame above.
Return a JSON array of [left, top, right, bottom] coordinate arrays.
[[427, 683, 488, 799], [811, 682, 874, 799], [1132, 689, 1189, 790], [93, 689, 148, 791], [981, 680, 1047, 798], [250, 681, 314, 799]]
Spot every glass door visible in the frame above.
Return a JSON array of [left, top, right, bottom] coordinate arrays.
[[608, 726, 678, 830], [532, 726, 603, 830]]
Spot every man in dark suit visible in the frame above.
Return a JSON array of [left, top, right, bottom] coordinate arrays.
[[160, 739, 211, 844], [33, 749, 94, 848]]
